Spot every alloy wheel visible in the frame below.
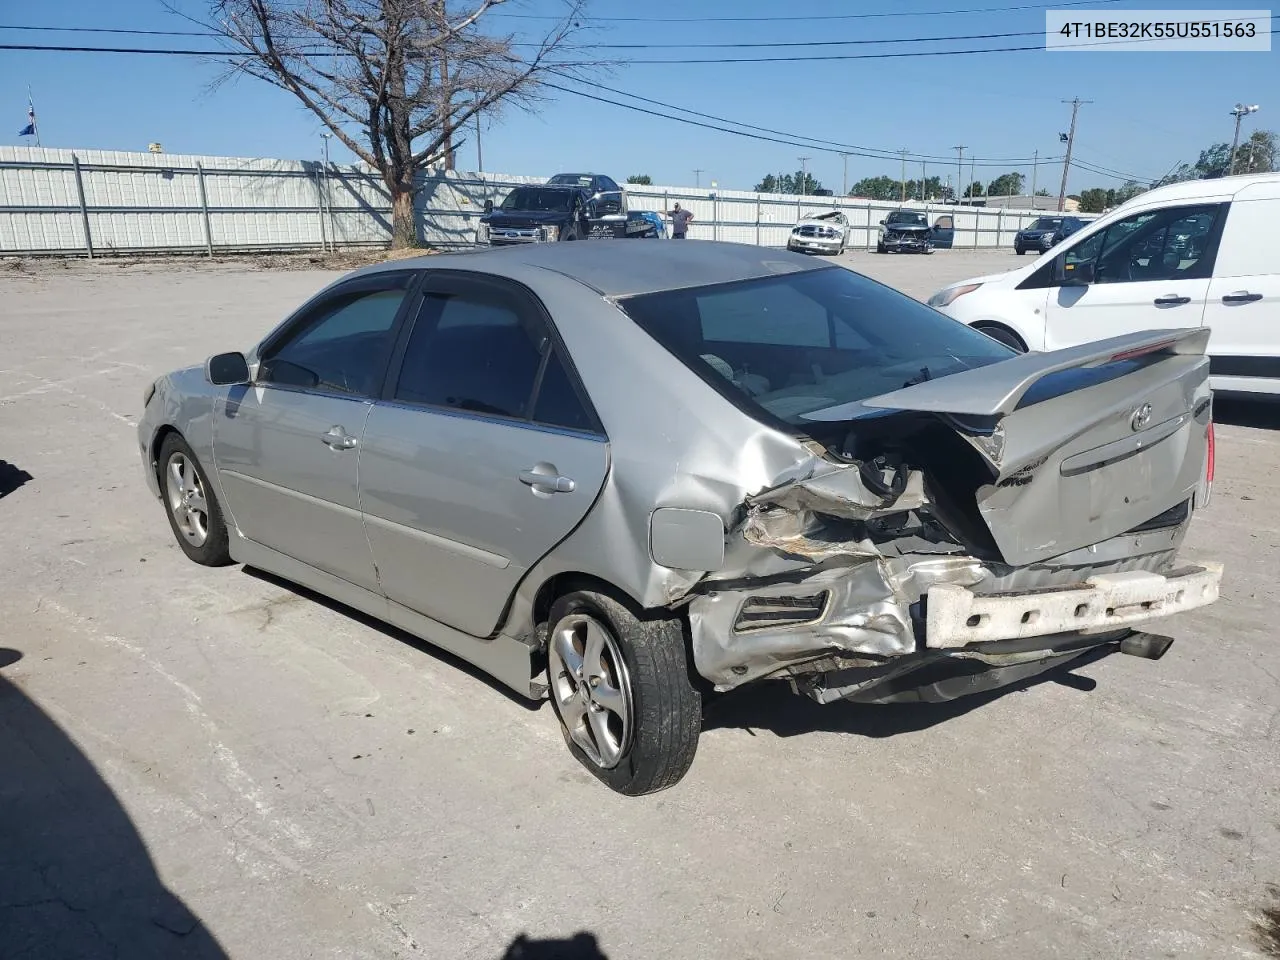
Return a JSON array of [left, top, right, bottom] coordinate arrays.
[[165, 451, 209, 547], [548, 613, 634, 769]]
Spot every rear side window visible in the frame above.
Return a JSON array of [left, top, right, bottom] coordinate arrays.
[[393, 284, 599, 432]]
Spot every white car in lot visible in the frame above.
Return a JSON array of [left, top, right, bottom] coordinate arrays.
[[929, 172, 1280, 397], [787, 211, 849, 255]]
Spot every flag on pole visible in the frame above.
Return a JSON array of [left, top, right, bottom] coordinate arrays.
[[18, 103, 35, 137]]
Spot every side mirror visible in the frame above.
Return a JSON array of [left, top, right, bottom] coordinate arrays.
[[207, 351, 250, 386], [483, 199, 493, 214], [878, 219, 886, 225]]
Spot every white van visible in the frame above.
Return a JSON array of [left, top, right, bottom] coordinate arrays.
[[929, 172, 1280, 397]]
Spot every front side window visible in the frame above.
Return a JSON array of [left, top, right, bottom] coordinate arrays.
[[619, 267, 1012, 426], [393, 284, 596, 431], [258, 283, 408, 397], [1066, 204, 1223, 285]]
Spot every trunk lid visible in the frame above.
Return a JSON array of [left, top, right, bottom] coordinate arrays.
[[804, 329, 1213, 566]]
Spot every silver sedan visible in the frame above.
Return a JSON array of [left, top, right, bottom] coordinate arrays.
[[139, 241, 1222, 795]]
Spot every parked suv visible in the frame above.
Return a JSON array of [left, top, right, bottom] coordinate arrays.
[[1014, 215, 1086, 255], [928, 172, 1280, 398], [479, 175, 657, 245]]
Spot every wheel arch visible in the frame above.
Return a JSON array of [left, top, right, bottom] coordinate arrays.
[[970, 319, 1029, 352]]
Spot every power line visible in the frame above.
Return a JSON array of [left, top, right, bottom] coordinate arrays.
[[491, 0, 1127, 22], [0, 23, 213, 37], [575, 78, 1055, 164]]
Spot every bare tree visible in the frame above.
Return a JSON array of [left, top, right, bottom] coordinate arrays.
[[209, 0, 588, 247]]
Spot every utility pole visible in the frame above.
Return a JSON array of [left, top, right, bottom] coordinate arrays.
[[920, 161, 927, 201], [474, 95, 483, 172], [798, 156, 812, 195], [1229, 103, 1260, 174], [1030, 148, 1039, 205], [693, 168, 704, 187], [840, 153, 850, 196], [953, 146, 966, 202], [970, 158, 977, 200], [1057, 97, 1091, 212], [898, 149, 909, 203]]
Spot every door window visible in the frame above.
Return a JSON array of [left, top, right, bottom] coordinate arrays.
[[393, 283, 598, 432], [934, 216, 954, 230], [258, 282, 409, 397], [1066, 204, 1224, 285]]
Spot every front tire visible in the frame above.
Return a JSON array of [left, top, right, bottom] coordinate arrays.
[[876, 241, 886, 253], [157, 432, 232, 566], [547, 589, 701, 796], [973, 323, 1027, 353]]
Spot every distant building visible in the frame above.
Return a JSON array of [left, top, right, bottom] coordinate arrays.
[[983, 194, 1080, 212]]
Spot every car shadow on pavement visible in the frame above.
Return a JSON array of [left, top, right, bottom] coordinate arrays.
[[701, 646, 1112, 739], [1214, 396, 1280, 430], [242, 568, 544, 712], [0, 460, 33, 498], [0, 647, 229, 959], [500, 931, 609, 959]]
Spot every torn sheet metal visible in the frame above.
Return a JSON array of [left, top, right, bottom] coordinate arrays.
[[747, 462, 927, 520]]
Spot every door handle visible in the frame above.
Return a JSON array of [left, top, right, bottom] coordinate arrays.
[[1222, 291, 1262, 304], [321, 425, 356, 450], [1153, 294, 1191, 306], [519, 465, 575, 494]]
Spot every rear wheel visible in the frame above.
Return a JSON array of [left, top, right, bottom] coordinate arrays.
[[158, 433, 232, 566], [973, 323, 1027, 353], [546, 589, 701, 796]]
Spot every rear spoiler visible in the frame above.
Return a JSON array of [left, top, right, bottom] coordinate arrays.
[[805, 327, 1210, 421]]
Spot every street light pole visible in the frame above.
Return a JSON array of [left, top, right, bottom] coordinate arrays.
[[840, 153, 850, 196], [953, 145, 966, 202], [898, 148, 908, 203], [1229, 103, 1260, 175], [798, 156, 811, 195], [1030, 148, 1039, 205], [320, 132, 334, 253]]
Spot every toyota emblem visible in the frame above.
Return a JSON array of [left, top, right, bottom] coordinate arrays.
[[1130, 403, 1153, 431]]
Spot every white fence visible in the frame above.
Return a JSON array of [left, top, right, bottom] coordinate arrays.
[[0, 145, 1070, 257]]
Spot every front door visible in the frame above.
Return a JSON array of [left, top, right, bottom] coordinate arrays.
[[931, 215, 955, 249], [1200, 189, 1280, 394], [214, 272, 415, 591], [1041, 203, 1226, 352], [358, 273, 610, 638]]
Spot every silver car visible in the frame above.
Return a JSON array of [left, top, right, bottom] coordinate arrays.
[[139, 241, 1223, 795]]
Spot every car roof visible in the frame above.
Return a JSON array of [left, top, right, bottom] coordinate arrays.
[[354, 240, 828, 298], [1116, 171, 1280, 208]]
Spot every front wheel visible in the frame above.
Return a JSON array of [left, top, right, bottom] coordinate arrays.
[[876, 242, 886, 254], [973, 324, 1027, 353], [546, 589, 701, 796], [158, 432, 232, 566]]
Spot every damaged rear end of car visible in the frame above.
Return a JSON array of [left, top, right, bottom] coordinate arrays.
[[617, 267, 1221, 708]]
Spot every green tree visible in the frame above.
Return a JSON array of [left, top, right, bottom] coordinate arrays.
[[755, 170, 826, 195], [1235, 130, 1277, 174], [1034, 188, 1051, 196], [963, 180, 985, 198], [986, 172, 1026, 197], [847, 175, 898, 200], [1077, 187, 1109, 213], [626, 174, 652, 185]]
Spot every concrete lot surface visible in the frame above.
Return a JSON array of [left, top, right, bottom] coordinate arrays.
[[1, 248, 1278, 959]]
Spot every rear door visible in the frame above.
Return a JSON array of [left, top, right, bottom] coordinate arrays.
[[358, 273, 610, 637], [1201, 186, 1280, 395], [214, 271, 415, 590], [1041, 203, 1226, 351], [931, 215, 955, 248]]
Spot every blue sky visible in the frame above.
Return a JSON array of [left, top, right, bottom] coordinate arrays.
[[2, 0, 1275, 194]]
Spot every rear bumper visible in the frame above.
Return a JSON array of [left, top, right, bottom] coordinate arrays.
[[926, 563, 1222, 649]]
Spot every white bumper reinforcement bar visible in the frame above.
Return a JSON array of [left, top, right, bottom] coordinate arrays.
[[926, 563, 1224, 649]]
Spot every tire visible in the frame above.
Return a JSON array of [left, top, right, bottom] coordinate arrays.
[[973, 323, 1027, 353], [1015, 247, 1026, 255], [157, 432, 232, 566], [546, 589, 701, 796], [876, 242, 886, 254]]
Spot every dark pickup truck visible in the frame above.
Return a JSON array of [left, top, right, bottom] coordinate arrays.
[[478, 173, 659, 246]]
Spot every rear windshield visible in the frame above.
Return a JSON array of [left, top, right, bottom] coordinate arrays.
[[1031, 218, 1065, 230], [618, 267, 1013, 427], [500, 187, 576, 212]]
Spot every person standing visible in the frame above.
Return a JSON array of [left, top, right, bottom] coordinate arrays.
[[667, 203, 694, 239]]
